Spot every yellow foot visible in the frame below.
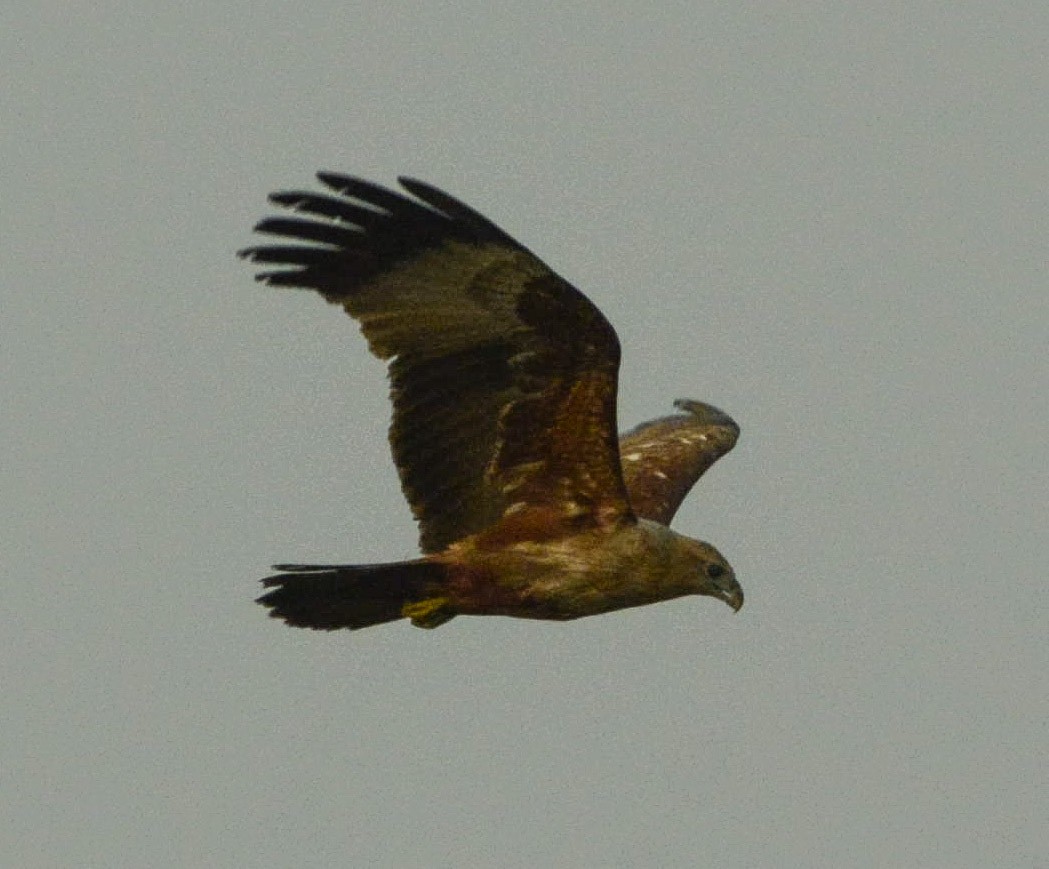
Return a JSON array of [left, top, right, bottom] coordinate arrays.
[[402, 597, 454, 629]]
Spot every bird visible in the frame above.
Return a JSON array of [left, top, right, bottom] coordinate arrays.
[[239, 173, 742, 631]]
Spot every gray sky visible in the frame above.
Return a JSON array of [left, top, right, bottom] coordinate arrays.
[[3, 2, 1046, 867]]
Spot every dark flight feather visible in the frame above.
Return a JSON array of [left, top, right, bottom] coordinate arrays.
[[240, 174, 631, 552]]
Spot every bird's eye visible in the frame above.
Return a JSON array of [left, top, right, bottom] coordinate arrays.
[[705, 563, 725, 579]]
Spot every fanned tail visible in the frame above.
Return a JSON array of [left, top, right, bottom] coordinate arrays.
[[257, 559, 449, 630]]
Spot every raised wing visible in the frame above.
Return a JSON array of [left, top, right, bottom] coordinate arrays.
[[618, 399, 739, 525], [240, 174, 631, 552]]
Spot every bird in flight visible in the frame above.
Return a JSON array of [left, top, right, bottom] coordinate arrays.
[[240, 173, 742, 631]]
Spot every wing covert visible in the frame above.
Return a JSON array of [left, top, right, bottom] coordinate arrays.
[[618, 399, 739, 525]]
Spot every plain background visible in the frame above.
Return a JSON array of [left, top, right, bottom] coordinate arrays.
[[4, 3, 1046, 867]]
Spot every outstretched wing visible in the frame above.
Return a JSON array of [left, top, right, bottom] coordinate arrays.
[[618, 399, 739, 526], [240, 174, 631, 552]]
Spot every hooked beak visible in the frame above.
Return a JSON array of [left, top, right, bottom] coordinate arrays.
[[717, 583, 744, 613]]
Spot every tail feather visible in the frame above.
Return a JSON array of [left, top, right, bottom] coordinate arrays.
[[257, 559, 447, 630]]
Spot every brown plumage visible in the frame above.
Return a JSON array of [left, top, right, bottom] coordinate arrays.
[[240, 173, 742, 631]]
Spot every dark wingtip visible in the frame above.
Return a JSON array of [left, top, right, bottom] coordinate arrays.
[[235, 246, 284, 283], [236, 245, 280, 264], [395, 176, 432, 197], [316, 170, 355, 189], [267, 191, 315, 210], [315, 172, 407, 208]]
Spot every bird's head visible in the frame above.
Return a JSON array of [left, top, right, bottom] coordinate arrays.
[[678, 537, 743, 612]]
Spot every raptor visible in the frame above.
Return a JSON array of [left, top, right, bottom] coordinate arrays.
[[240, 174, 742, 631]]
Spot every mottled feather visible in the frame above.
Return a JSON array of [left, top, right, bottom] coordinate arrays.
[[618, 399, 739, 525]]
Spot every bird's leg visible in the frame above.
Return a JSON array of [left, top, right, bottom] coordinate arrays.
[[401, 597, 455, 628]]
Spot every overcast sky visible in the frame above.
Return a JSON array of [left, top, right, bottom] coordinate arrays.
[[3, 3, 1046, 867]]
